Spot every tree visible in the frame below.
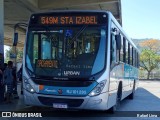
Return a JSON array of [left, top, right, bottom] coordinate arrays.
[[139, 39, 160, 79], [140, 49, 160, 79], [5, 47, 23, 63], [140, 39, 160, 52]]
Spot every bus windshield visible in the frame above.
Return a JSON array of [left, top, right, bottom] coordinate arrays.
[[26, 25, 106, 78]]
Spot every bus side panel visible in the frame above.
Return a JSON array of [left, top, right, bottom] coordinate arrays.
[[107, 63, 138, 109], [107, 63, 126, 109], [121, 64, 133, 99]]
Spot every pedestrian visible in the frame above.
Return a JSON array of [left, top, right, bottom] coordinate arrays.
[[0, 64, 4, 103], [4, 61, 14, 103], [3, 63, 7, 71], [12, 66, 19, 99]]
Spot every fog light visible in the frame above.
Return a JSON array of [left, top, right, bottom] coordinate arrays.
[[94, 99, 102, 104]]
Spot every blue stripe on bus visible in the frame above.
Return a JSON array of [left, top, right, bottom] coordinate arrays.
[[38, 82, 97, 96]]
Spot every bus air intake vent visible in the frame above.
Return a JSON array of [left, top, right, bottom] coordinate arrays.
[[38, 96, 84, 107]]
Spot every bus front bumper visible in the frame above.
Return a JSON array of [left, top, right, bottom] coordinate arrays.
[[23, 89, 109, 110]]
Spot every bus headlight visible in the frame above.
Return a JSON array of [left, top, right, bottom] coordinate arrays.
[[25, 83, 35, 93], [23, 77, 35, 93], [89, 80, 106, 97]]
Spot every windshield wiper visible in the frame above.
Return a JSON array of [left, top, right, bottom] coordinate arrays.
[[32, 26, 63, 39], [32, 30, 63, 33], [66, 25, 87, 48]]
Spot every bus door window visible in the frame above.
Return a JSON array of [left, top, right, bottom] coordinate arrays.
[[51, 35, 57, 59], [85, 42, 91, 53], [110, 33, 116, 66], [51, 34, 62, 60], [41, 35, 51, 59], [65, 29, 75, 59], [58, 40, 63, 59], [110, 24, 120, 68], [116, 35, 120, 62], [40, 32, 62, 60]]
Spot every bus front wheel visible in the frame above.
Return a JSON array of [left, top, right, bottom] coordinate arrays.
[[128, 81, 135, 99], [109, 82, 122, 113]]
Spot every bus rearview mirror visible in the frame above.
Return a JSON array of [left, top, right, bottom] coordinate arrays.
[[115, 34, 121, 50], [13, 32, 18, 46]]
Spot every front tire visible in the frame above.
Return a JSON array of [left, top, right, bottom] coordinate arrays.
[[128, 81, 135, 99], [109, 95, 120, 113], [109, 83, 122, 113]]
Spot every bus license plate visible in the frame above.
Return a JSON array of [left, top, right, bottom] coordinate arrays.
[[53, 103, 68, 109]]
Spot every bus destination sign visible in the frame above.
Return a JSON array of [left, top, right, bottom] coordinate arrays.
[[36, 59, 58, 68], [40, 16, 97, 25]]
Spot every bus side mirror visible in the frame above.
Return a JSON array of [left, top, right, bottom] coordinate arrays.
[[115, 34, 121, 50], [13, 32, 18, 46]]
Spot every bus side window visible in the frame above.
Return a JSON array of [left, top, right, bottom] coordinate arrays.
[[120, 34, 123, 62], [133, 49, 136, 67], [126, 40, 128, 64], [133, 48, 135, 66], [116, 47, 120, 62], [123, 37, 126, 63], [128, 43, 130, 64], [137, 52, 139, 68], [116, 33, 121, 62], [130, 46, 133, 65]]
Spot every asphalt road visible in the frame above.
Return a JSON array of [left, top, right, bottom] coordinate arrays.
[[1, 80, 160, 120]]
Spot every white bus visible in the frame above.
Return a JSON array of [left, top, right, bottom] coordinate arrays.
[[15, 11, 139, 112]]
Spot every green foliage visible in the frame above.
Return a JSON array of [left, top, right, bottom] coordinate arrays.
[[140, 49, 160, 79], [5, 47, 23, 63]]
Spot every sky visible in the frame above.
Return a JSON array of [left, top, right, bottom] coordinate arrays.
[[121, 0, 160, 39]]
